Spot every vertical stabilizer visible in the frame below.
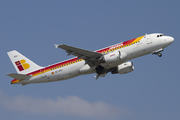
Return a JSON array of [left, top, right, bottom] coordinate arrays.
[[7, 50, 43, 74]]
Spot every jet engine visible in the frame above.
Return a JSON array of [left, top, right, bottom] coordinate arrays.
[[111, 62, 134, 74], [100, 50, 127, 63]]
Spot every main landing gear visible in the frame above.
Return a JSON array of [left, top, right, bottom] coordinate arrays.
[[95, 66, 107, 80]]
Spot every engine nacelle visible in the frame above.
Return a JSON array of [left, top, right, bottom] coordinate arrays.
[[111, 62, 134, 74], [102, 51, 127, 63]]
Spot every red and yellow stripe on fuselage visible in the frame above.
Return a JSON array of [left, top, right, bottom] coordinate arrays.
[[11, 35, 145, 84]]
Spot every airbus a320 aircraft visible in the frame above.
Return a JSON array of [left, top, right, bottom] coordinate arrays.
[[7, 33, 174, 85]]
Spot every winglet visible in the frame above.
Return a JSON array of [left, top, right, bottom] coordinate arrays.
[[54, 44, 59, 48]]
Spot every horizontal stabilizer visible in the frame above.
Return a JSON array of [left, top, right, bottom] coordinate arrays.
[[7, 73, 31, 80]]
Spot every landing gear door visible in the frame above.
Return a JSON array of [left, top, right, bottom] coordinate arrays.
[[146, 35, 152, 44]]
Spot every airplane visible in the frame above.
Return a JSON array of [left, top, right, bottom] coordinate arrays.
[[7, 33, 174, 85]]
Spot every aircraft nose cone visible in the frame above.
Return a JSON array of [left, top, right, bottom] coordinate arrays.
[[166, 36, 174, 46], [161, 36, 174, 48], [169, 36, 174, 44]]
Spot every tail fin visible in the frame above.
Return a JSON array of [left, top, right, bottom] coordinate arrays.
[[7, 50, 43, 74]]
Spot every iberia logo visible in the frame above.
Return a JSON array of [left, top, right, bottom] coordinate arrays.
[[15, 59, 30, 71]]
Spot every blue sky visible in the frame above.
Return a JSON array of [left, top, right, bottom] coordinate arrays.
[[0, 0, 179, 120]]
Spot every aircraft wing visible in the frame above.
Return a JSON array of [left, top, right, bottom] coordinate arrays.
[[54, 44, 103, 66]]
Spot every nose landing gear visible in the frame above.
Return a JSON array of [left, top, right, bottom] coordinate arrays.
[[157, 53, 162, 57], [152, 52, 162, 57], [152, 48, 164, 57]]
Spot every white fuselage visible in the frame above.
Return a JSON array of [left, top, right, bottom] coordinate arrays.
[[16, 33, 174, 85]]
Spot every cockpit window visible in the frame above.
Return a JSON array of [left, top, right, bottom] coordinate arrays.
[[157, 34, 164, 37]]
